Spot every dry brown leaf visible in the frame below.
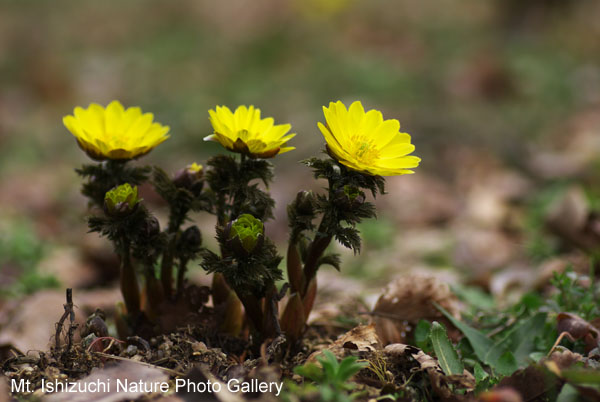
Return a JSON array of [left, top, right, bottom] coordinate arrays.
[[382, 173, 458, 225], [497, 365, 559, 402], [307, 324, 381, 363], [453, 228, 517, 275], [528, 109, 600, 179], [44, 361, 168, 402], [372, 273, 461, 345], [489, 264, 538, 303], [545, 186, 600, 252], [557, 313, 599, 340], [37, 247, 99, 288], [555, 312, 599, 353], [546, 349, 583, 371]]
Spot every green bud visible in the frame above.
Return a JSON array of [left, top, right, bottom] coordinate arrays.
[[225, 214, 264, 256], [104, 183, 140, 216]]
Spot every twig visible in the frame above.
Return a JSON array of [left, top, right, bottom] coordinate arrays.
[[54, 288, 77, 355], [92, 352, 185, 376], [547, 331, 577, 357]]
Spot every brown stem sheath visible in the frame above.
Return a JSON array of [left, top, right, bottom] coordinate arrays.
[[120, 247, 140, 314]]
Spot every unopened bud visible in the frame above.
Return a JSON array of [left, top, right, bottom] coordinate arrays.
[[224, 214, 264, 257], [295, 190, 315, 215], [173, 163, 204, 192], [181, 225, 202, 249], [104, 183, 140, 217]]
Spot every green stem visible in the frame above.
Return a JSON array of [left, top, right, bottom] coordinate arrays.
[[162, 202, 190, 299]]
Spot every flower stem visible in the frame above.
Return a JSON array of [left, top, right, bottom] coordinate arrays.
[[160, 241, 174, 298], [302, 231, 332, 295], [119, 240, 140, 314], [176, 257, 188, 299]]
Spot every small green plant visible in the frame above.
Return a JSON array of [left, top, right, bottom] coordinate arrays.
[[284, 350, 368, 402], [548, 268, 600, 321]]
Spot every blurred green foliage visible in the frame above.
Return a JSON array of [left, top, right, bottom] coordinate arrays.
[[0, 220, 59, 297]]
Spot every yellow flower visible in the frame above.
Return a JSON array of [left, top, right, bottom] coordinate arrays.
[[206, 105, 295, 159], [318, 101, 420, 176], [63, 100, 170, 161]]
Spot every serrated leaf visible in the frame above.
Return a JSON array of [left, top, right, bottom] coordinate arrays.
[[430, 321, 464, 376], [336, 357, 367, 382]]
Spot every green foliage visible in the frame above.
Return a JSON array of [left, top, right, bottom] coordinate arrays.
[[302, 157, 381, 255], [548, 268, 600, 320], [429, 322, 464, 376], [523, 184, 566, 262], [204, 155, 275, 223], [357, 219, 396, 250], [201, 227, 282, 298], [76, 161, 150, 207], [284, 350, 368, 402], [0, 220, 59, 297], [414, 320, 433, 352], [287, 190, 317, 243], [88, 203, 151, 254]]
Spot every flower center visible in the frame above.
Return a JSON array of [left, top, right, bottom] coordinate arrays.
[[349, 135, 379, 164]]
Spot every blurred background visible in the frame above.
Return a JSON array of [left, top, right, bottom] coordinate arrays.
[[2, 0, 600, 319]]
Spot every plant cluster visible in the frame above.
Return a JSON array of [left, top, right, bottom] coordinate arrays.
[[283, 350, 368, 402], [65, 99, 420, 342]]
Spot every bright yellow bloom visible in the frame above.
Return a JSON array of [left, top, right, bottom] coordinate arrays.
[[318, 101, 420, 176], [63, 100, 170, 161], [205, 105, 295, 159]]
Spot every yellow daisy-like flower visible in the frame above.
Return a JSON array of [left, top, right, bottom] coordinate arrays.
[[205, 105, 295, 159], [318, 101, 420, 176], [63, 100, 170, 161]]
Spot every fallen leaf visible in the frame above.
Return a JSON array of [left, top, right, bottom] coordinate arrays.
[[307, 324, 381, 363], [44, 361, 168, 402], [497, 365, 559, 402], [373, 273, 461, 345], [545, 186, 600, 252]]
